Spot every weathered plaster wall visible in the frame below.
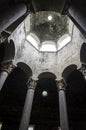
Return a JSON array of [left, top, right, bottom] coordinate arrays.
[[9, 17, 86, 79]]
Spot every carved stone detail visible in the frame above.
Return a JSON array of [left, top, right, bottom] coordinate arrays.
[[27, 78, 38, 89], [56, 79, 66, 90]]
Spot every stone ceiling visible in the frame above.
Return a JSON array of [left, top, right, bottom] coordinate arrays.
[[29, 11, 69, 43], [10, 13, 86, 79]]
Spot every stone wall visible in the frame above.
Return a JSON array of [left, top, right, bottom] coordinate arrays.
[[9, 18, 86, 79]]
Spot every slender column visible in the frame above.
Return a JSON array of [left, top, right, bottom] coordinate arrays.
[[0, 63, 13, 90], [19, 79, 37, 130], [0, 70, 8, 90], [57, 80, 69, 130], [0, 3, 27, 33]]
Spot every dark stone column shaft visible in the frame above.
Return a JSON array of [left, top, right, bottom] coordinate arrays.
[[19, 79, 37, 130], [0, 70, 8, 90], [58, 81, 69, 130], [0, 3, 27, 33]]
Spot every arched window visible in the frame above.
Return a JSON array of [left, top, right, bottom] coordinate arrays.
[[26, 33, 40, 50], [40, 41, 57, 52], [57, 34, 71, 51]]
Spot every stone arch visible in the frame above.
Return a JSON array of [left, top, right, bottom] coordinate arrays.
[[38, 71, 56, 79], [62, 64, 77, 83], [80, 42, 86, 65], [0, 39, 15, 63], [17, 62, 32, 80]]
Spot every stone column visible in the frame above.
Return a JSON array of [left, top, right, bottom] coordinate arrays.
[[0, 63, 13, 90], [57, 80, 69, 130], [0, 70, 8, 90], [19, 79, 37, 130]]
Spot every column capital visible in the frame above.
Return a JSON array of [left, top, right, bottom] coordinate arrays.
[[81, 64, 86, 79], [0, 62, 14, 74], [27, 78, 38, 89], [56, 79, 66, 90]]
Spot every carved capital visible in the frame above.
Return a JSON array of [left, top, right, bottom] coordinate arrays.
[[0, 62, 14, 74], [56, 79, 66, 90], [27, 78, 38, 89], [81, 65, 86, 79]]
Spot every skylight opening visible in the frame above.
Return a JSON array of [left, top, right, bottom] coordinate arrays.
[[26, 33, 71, 52], [40, 41, 57, 52], [26, 33, 40, 50], [48, 15, 53, 21], [57, 34, 71, 51]]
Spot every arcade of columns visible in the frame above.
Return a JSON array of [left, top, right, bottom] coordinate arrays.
[[0, 39, 86, 130]]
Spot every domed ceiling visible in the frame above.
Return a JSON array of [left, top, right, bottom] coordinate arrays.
[[31, 11, 68, 42], [26, 11, 71, 52]]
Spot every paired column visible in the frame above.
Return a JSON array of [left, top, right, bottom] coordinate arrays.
[[57, 80, 69, 130], [19, 79, 37, 130]]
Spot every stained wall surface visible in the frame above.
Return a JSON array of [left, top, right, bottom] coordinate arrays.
[[9, 16, 86, 79]]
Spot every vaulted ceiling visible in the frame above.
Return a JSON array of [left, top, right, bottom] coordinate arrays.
[[0, 0, 86, 130]]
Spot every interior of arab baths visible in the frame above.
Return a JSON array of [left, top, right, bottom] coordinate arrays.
[[0, 0, 86, 130]]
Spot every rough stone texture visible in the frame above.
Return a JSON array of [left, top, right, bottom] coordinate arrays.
[[31, 12, 68, 43], [9, 16, 86, 80]]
